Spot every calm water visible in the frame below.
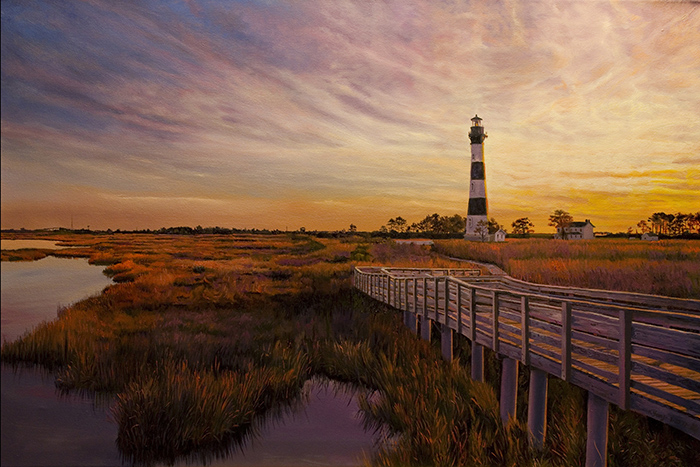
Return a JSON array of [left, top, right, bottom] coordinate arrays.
[[193, 380, 375, 467], [1, 256, 113, 343], [1, 242, 376, 466], [0, 239, 70, 250]]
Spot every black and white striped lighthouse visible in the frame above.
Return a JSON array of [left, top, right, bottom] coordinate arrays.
[[464, 115, 488, 240]]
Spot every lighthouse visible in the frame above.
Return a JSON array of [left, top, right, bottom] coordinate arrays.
[[464, 115, 488, 241]]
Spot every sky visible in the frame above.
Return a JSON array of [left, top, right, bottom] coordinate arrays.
[[1, 0, 699, 233]]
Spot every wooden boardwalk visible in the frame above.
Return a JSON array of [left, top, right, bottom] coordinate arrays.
[[353, 266, 700, 442]]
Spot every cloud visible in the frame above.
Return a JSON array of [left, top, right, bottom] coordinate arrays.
[[2, 0, 699, 231]]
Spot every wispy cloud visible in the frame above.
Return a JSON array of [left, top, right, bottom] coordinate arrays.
[[2, 0, 699, 231]]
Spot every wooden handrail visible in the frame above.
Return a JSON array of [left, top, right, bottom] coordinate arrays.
[[353, 266, 700, 440]]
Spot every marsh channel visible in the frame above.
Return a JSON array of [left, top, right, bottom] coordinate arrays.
[[0, 240, 377, 466]]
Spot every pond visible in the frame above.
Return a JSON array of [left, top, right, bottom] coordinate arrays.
[[1, 242, 377, 466]]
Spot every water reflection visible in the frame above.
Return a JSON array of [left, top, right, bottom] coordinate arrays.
[[183, 379, 375, 467], [0, 364, 121, 467], [1, 254, 119, 466], [0, 240, 69, 250], [1, 256, 112, 343]]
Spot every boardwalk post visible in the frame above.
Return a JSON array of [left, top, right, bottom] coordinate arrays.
[[521, 296, 530, 366], [401, 278, 409, 329], [444, 278, 450, 326], [586, 392, 609, 467], [406, 278, 417, 334], [388, 277, 392, 307], [619, 308, 631, 410], [420, 277, 431, 341], [421, 315, 432, 342], [434, 276, 439, 321], [441, 278, 453, 361], [500, 357, 519, 424], [469, 287, 477, 343], [441, 323, 453, 361], [492, 290, 500, 353], [561, 301, 572, 381], [472, 344, 484, 382], [470, 287, 483, 381], [386, 276, 390, 306], [456, 282, 463, 335], [527, 368, 548, 449], [406, 277, 418, 334]]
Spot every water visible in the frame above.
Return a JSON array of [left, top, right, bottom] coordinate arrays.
[[0, 240, 70, 251], [1, 245, 120, 466], [1, 367, 122, 466], [1, 242, 377, 466], [1, 256, 113, 342], [202, 381, 375, 467]]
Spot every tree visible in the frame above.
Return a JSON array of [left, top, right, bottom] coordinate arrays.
[[487, 217, 503, 234], [670, 212, 689, 236], [511, 217, 535, 235], [475, 219, 489, 242], [387, 216, 407, 233], [348, 224, 357, 233], [648, 212, 665, 235], [636, 220, 650, 234], [688, 212, 700, 234], [548, 209, 573, 239], [442, 214, 466, 234]]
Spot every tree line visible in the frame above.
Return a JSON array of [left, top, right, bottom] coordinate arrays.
[[379, 214, 533, 237], [635, 212, 700, 236], [379, 209, 700, 239]]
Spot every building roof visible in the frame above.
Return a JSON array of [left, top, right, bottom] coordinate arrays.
[[569, 219, 595, 228]]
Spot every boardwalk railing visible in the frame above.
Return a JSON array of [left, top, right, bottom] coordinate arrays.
[[353, 266, 700, 466]]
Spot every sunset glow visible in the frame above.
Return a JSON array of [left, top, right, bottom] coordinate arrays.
[[2, 0, 699, 232]]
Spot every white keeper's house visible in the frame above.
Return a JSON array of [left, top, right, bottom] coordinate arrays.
[[555, 219, 595, 240]]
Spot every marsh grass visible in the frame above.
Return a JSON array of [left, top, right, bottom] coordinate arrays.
[[434, 238, 700, 298], [0, 248, 53, 261], [2, 233, 699, 466], [112, 344, 310, 465]]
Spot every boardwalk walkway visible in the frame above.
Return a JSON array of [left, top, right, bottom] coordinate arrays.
[[353, 266, 700, 464]]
